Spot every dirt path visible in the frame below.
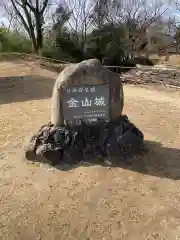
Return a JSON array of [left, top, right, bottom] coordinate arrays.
[[0, 83, 180, 240]]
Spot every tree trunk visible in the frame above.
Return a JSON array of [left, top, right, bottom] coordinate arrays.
[[36, 14, 43, 55], [31, 36, 38, 54]]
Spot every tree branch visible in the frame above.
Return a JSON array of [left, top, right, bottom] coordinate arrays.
[[41, 0, 49, 14], [10, 0, 30, 35]]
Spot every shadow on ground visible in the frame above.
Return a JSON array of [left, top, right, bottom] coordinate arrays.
[[53, 140, 180, 180], [0, 75, 55, 105]]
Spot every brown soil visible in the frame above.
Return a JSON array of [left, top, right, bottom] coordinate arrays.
[[0, 61, 180, 240]]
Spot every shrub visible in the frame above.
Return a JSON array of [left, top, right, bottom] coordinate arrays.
[[0, 28, 32, 53]]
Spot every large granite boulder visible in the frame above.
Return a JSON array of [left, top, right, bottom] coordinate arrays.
[[51, 58, 124, 126]]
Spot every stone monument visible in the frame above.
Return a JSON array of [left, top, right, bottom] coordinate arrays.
[[25, 58, 144, 167], [51, 58, 124, 126]]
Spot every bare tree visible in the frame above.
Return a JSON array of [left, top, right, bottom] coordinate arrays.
[[1, 4, 22, 33], [60, 0, 96, 56], [4, 0, 52, 54], [175, 0, 180, 11], [104, 0, 167, 55], [172, 0, 180, 52]]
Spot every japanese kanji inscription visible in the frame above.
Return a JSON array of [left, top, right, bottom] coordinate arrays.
[[62, 84, 109, 123]]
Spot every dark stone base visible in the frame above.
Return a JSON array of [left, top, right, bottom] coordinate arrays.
[[25, 115, 144, 167]]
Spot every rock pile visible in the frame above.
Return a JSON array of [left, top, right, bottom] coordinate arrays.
[[121, 66, 180, 87], [25, 115, 144, 166]]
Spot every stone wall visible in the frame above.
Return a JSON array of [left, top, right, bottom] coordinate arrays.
[[121, 65, 180, 87]]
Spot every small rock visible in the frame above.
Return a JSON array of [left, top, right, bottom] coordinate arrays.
[[48, 167, 55, 172]]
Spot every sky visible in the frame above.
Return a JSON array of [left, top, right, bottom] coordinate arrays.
[[0, 0, 180, 29]]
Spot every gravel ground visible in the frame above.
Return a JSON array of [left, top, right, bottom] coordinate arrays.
[[0, 66, 180, 239]]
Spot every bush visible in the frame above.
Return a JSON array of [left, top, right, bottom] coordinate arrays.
[[41, 38, 76, 62], [150, 58, 160, 65], [0, 28, 32, 53], [134, 56, 154, 66]]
